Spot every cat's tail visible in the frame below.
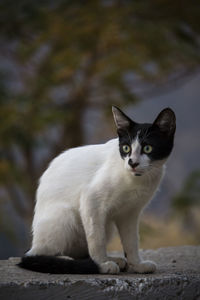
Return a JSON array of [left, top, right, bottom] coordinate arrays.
[[18, 255, 99, 274]]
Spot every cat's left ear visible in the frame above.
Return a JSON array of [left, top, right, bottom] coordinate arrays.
[[153, 108, 176, 136], [112, 106, 134, 132]]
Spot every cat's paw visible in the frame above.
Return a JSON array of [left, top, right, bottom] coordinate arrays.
[[99, 261, 120, 274], [127, 260, 157, 274], [108, 256, 127, 271]]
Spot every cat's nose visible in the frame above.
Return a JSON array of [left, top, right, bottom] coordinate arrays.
[[128, 159, 139, 169]]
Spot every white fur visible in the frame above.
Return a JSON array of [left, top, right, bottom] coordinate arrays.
[[124, 134, 151, 175], [27, 138, 165, 274]]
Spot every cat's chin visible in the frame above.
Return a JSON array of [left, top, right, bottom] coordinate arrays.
[[134, 173, 142, 177], [133, 172, 143, 177]]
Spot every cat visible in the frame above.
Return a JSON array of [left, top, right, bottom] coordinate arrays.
[[18, 106, 176, 274]]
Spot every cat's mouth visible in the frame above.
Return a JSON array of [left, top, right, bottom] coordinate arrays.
[[126, 162, 146, 176], [130, 168, 143, 176]]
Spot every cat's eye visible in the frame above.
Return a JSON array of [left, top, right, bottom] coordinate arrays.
[[143, 145, 153, 154], [122, 145, 131, 153]]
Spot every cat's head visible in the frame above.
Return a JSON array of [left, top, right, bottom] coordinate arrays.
[[112, 106, 176, 176]]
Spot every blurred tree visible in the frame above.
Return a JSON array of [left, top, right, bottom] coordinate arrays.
[[173, 170, 200, 211], [0, 0, 200, 225], [172, 170, 200, 241]]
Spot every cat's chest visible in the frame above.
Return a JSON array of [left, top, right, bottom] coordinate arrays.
[[116, 177, 153, 201], [108, 171, 162, 214]]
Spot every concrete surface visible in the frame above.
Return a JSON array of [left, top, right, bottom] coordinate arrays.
[[0, 246, 200, 300]]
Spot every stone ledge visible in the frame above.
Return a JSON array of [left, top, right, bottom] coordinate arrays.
[[0, 246, 200, 300]]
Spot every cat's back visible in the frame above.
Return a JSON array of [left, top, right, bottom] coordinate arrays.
[[37, 139, 118, 203], [44, 139, 117, 178]]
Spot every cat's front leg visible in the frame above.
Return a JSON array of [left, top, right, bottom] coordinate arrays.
[[80, 197, 120, 274], [82, 215, 120, 274], [116, 212, 157, 274]]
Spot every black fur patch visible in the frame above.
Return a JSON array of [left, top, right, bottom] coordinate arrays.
[[18, 255, 99, 274], [138, 124, 174, 161]]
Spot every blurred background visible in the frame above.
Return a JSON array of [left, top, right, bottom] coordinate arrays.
[[0, 0, 200, 259]]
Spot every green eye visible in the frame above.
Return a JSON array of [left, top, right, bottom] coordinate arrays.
[[143, 145, 153, 154], [122, 145, 131, 153]]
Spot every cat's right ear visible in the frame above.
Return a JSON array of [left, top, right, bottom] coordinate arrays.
[[112, 106, 134, 132]]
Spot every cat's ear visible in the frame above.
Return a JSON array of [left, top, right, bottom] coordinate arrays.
[[153, 108, 176, 136], [112, 106, 134, 131]]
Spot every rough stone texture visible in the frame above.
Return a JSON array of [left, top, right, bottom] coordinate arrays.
[[0, 246, 200, 300]]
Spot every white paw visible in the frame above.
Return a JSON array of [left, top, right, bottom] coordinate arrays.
[[128, 260, 157, 274], [108, 256, 127, 271], [99, 261, 120, 274]]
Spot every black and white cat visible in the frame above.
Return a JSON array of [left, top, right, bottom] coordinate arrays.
[[19, 106, 176, 274]]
